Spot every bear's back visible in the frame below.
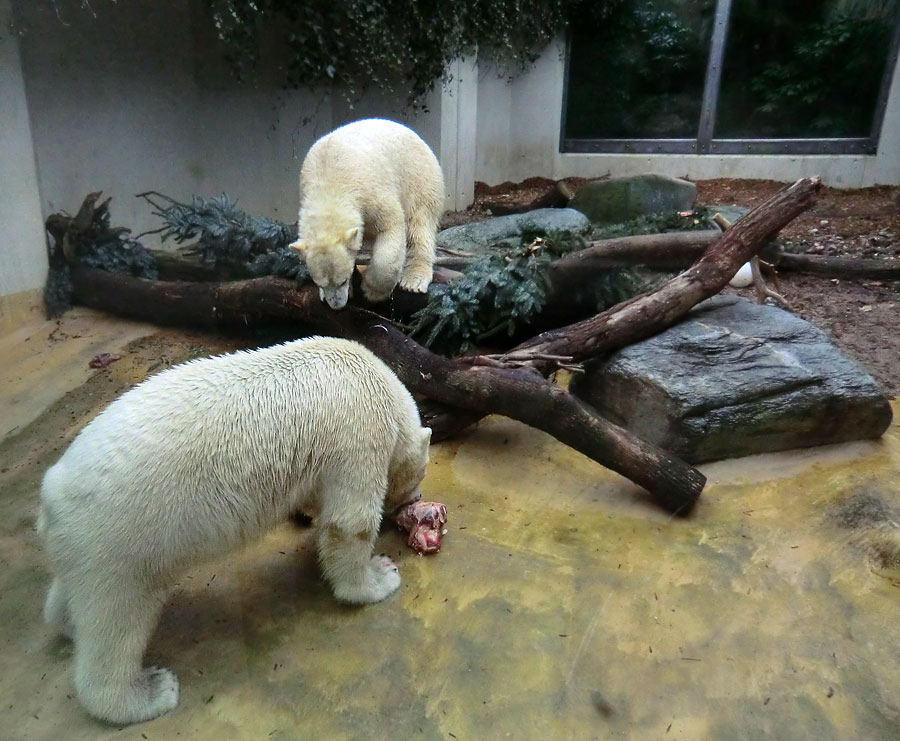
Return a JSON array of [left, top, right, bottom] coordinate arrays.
[[302, 119, 441, 201], [323, 118, 426, 157], [54, 337, 414, 488]]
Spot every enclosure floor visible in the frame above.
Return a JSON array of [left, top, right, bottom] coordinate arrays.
[[2, 310, 900, 740]]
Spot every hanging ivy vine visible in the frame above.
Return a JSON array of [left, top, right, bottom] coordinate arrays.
[[205, 0, 587, 106]]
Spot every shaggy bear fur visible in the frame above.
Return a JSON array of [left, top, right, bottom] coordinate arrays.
[[38, 337, 430, 725]]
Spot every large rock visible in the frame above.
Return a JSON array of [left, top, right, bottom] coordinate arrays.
[[436, 208, 590, 253], [569, 174, 697, 225], [570, 296, 893, 463]]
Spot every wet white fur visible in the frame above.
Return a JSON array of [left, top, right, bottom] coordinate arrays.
[[37, 337, 431, 725], [292, 118, 444, 308]]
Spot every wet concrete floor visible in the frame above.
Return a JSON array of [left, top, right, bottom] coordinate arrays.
[[1, 309, 899, 739]]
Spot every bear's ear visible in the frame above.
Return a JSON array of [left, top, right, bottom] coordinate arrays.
[[289, 239, 307, 254], [420, 427, 432, 451], [344, 226, 360, 249]]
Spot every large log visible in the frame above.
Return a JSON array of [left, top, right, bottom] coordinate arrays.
[[69, 267, 706, 515], [552, 230, 721, 273], [774, 252, 900, 280], [513, 177, 823, 364], [420, 178, 822, 434], [59, 178, 822, 514]]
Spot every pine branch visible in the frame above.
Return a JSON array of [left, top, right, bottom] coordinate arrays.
[[44, 192, 158, 317], [407, 237, 645, 355], [136, 191, 305, 281]]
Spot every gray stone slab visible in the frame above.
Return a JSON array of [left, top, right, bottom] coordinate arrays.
[[436, 208, 590, 253], [570, 295, 893, 463], [569, 174, 697, 225]]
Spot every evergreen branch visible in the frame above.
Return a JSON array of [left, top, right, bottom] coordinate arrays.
[[407, 237, 555, 355], [137, 191, 307, 282]]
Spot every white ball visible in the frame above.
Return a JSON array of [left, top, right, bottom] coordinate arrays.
[[729, 262, 754, 288]]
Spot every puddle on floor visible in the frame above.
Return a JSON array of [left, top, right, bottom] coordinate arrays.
[[1, 313, 898, 739]]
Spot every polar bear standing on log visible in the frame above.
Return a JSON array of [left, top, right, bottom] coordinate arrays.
[[37, 337, 431, 725], [291, 118, 444, 309]]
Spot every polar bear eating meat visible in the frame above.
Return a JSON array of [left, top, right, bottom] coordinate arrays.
[[291, 118, 444, 309], [37, 337, 431, 725]]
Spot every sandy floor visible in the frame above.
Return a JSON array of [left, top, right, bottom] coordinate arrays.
[[2, 310, 900, 739]]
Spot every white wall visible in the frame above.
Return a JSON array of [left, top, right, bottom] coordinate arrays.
[[473, 37, 900, 188], [475, 45, 566, 185], [5, 7, 899, 305], [441, 57, 478, 210], [11, 0, 446, 252], [0, 0, 47, 297]]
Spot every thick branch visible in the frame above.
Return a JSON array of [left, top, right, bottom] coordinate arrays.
[[774, 252, 900, 280], [552, 230, 721, 274], [69, 267, 705, 514], [514, 177, 823, 363], [423, 178, 823, 436]]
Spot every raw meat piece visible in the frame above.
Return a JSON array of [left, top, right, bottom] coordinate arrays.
[[88, 353, 121, 368], [393, 501, 448, 555]]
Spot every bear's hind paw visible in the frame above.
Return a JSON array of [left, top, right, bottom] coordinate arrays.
[[128, 667, 179, 723]]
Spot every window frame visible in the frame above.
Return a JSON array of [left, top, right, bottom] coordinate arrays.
[[559, 0, 900, 156]]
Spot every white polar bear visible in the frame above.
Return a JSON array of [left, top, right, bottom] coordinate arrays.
[[37, 337, 431, 725], [291, 118, 445, 309]]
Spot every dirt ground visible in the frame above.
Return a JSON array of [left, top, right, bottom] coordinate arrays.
[[445, 177, 900, 397], [3, 184, 900, 737]]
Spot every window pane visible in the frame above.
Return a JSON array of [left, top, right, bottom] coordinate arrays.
[[717, 0, 898, 138], [564, 0, 717, 139]]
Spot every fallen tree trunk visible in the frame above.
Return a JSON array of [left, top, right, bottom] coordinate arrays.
[[69, 267, 706, 515], [552, 230, 721, 273], [421, 178, 822, 434], [774, 252, 900, 280], [61, 178, 822, 513], [514, 177, 823, 364]]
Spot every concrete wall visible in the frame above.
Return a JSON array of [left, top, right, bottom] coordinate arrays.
[[4, 6, 899, 306], [0, 0, 47, 301], [473, 37, 900, 188], [10, 0, 445, 251], [475, 46, 566, 185]]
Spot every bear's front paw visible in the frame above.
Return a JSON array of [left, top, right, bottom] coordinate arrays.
[[368, 554, 402, 601], [144, 667, 180, 718], [399, 266, 433, 294], [332, 554, 401, 604], [361, 280, 393, 304], [82, 666, 179, 725]]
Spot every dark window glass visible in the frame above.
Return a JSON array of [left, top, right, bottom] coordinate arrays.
[[564, 0, 717, 139], [716, 0, 898, 138]]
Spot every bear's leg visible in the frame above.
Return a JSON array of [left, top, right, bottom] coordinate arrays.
[[315, 472, 400, 604], [69, 577, 178, 725], [362, 223, 406, 303], [399, 209, 438, 293], [43, 577, 73, 639], [318, 524, 400, 604]]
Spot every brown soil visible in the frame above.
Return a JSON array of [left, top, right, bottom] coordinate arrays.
[[444, 177, 900, 397]]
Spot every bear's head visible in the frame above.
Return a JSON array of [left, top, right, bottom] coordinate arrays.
[[386, 426, 432, 511], [290, 226, 362, 310]]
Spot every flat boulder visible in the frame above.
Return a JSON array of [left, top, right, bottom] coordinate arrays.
[[569, 174, 697, 225], [436, 208, 590, 253], [570, 296, 893, 463]]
